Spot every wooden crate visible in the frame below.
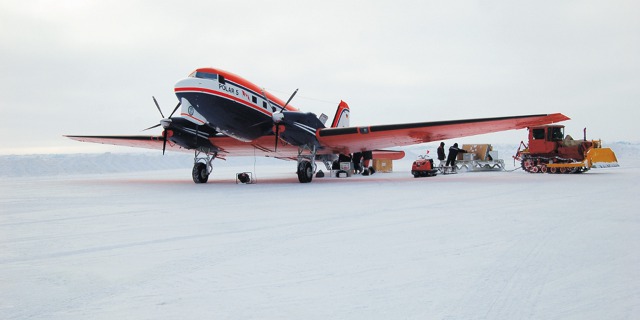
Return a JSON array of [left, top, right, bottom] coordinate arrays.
[[373, 159, 393, 173]]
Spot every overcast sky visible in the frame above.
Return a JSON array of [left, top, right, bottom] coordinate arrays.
[[1, 0, 638, 154]]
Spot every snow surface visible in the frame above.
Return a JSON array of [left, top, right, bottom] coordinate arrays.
[[1, 143, 639, 319]]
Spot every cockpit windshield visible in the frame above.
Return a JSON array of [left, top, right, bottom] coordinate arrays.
[[189, 71, 218, 80]]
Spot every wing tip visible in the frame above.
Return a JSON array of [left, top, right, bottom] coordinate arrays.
[[550, 113, 571, 122]]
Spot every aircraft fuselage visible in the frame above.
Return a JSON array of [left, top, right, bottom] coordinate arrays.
[[174, 68, 296, 142]]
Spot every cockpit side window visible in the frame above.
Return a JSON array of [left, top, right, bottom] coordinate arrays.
[[532, 128, 545, 140], [549, 127, 564, 141], [192, 71, 218, 80]]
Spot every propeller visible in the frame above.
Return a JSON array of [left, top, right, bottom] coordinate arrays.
[[266, 88, 298, 152], [144, 96, 181, 155]]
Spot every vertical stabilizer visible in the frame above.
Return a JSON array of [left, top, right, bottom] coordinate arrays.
[[331, 100, 350, 128]]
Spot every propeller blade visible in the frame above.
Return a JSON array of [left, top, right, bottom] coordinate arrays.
[[152, 96, 165, 118], [281, 88, 298, 111], [168, 101, 181, 118], [274, 124, 279, 152], [143, 123, 162, 131], [162, 130, 167, 155]]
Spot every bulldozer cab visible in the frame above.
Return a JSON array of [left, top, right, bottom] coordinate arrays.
[[528, 125, 564, 154]]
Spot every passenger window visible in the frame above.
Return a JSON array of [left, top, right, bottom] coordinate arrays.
[[218, 75, 225, 84], [263, 101, 267, 109], [252, 96, 257, 103]]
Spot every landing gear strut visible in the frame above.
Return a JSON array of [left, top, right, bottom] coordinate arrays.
[[192, 150, 215, 184]]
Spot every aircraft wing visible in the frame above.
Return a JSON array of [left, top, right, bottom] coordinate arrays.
[[66, 113, 568, 159], [65, 133, 405, 160], [65, 135, 193, 153], [315, 113, 569, 154]]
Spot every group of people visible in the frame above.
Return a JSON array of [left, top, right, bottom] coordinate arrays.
[[334, 151, 374, 175], [436, 142, 467, 168]]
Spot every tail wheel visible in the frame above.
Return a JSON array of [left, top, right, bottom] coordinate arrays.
[[297, 161, 313, 183]]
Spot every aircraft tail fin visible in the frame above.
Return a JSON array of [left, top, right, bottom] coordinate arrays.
[[331, 100, 350, 128]]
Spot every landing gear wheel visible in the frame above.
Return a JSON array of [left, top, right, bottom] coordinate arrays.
[[192, 162, 209, 184], [297, 161, 313, 183]]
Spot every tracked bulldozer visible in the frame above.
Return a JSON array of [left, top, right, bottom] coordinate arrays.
[[514, 125, 619, 174]]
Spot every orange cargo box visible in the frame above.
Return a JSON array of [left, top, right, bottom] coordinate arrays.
[[373, 159, 393, 173]]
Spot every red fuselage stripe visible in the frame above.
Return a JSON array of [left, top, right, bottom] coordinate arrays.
[[180, 112, 206, 124]]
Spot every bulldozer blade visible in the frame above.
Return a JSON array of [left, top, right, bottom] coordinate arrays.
[[587, 147, 619, 168]]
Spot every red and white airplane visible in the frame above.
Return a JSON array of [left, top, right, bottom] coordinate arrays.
[[66, 67, 569, 183]]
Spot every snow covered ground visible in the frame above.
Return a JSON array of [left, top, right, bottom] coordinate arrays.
[[1, 143, 639, 319]]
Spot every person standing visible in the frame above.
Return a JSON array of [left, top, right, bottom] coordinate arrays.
[[352, 152, 363, 174], [361, 150, 375, 175], [445, 143, 467, 169], [437, 142, 446, 165]]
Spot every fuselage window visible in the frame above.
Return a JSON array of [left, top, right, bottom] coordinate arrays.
[[193, 72, 218, 80], [262, 101, 267, 109], [219, 75, 225, 84], [252, 96, 257, 104]]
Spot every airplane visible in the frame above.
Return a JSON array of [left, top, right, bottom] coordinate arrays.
[[66, 67, 569, 183]]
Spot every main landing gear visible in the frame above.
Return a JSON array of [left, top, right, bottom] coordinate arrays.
[[192, 150, 215, 184], [189, 146, 321, 184], [296, 145, 317, 183]]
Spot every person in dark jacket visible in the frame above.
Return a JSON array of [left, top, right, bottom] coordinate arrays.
[[352, 152, 363, 174], [361, 150, 375, 175], [436, 142, 446, 164], [445, 143, 467, 168]]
